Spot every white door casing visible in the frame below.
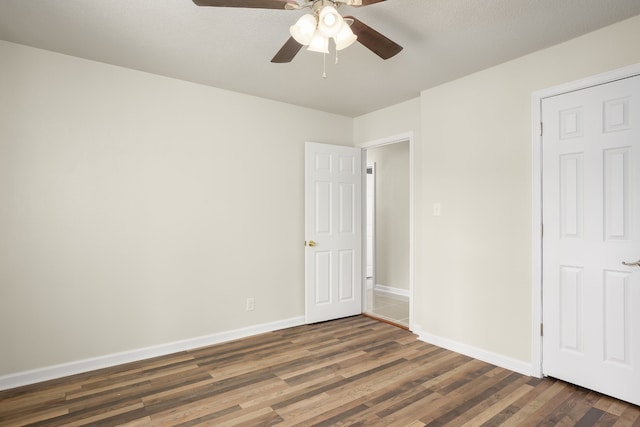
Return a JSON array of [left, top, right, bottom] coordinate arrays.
[[366, 163, 375, 280], [357, 132, 415, 330], [305, 142, 362, 324], [542, 74, 640, 405]]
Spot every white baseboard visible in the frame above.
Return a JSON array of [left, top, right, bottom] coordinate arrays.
[[414, 326, 533, 377], [0, 316, 305, 391], [374, 284, 410, 298]]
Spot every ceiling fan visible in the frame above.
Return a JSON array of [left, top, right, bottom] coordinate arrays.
[[192, 0, 403, 63]]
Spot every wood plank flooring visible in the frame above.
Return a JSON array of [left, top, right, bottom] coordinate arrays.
[[0, 316, 638, 426]]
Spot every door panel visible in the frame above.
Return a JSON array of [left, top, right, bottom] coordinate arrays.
[[305, 142, 362, 324], [542, 74, 640, 405]]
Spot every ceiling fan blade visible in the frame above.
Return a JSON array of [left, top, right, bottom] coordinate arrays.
[[192, 0, 298, 9], [351, 0, 386, 6], [345, 16, 403, 60], [271, 37, 303, 63]]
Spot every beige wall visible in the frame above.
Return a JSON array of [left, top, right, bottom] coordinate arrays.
[[0, 41, 352, 376], [353, 98, 421, 146], [417, 14, 640, 363], [366, 142, 410, 291]]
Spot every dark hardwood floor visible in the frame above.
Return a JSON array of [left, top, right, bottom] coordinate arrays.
[[0, 316, 638, 426]]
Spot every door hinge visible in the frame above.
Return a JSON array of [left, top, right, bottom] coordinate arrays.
[[540, 122, 543, 136], [540, 323, 544, 336]]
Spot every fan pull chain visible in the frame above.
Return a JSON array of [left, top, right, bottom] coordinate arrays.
[[335, 49, 339, 65], [322, 53, 327, 79]]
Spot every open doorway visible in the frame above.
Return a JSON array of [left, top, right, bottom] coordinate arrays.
[[363, 140, 410, 327]]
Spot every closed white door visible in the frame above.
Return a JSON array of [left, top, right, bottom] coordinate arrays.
[[305, 142, 362, 323], [542, 74, 640, 405]]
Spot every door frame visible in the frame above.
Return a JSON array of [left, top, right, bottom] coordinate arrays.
[[530, 63, 640, 377], [357, 132, 415, 330], [365, 162, 376, 286]]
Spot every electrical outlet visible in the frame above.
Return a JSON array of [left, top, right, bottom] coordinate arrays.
[[246, 298, 255, 311]]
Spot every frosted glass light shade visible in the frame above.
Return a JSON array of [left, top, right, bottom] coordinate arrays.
[[289, 14, 316, 45], [334, 23, 357, 50], [307, 30, 329, 53], [318, 5, 344, 37]]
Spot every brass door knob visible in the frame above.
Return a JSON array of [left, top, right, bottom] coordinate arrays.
[[308, 240, 317, 247]]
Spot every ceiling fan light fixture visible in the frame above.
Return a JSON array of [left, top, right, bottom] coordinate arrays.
[[290, 13, 316, 45], [193, 0, 404, 66], [318, 5, 344, 37], [334, 22, 357, 50], [307, 30, 330, 53]]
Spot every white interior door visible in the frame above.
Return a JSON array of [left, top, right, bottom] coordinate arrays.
[[305, 142, 362, 324], [542, 74, 640, 405]]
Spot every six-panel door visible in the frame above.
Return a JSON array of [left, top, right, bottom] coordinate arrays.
[[305, 142, 362, 324], [542, 75, 640, 405]]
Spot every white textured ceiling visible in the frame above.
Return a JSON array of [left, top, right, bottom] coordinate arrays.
[[1, 0, 640, 117]]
